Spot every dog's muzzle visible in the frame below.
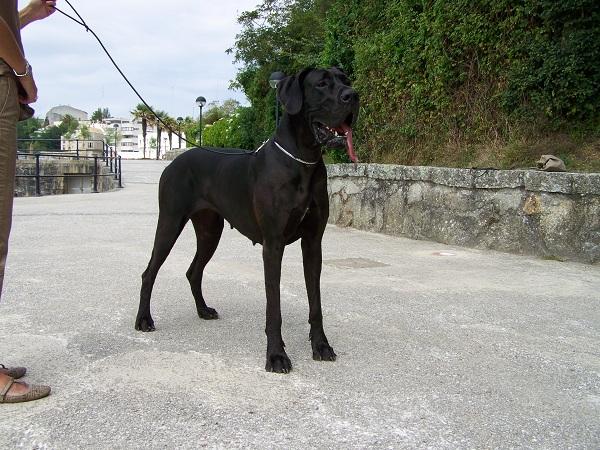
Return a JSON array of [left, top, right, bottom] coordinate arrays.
[[312, 92, 359, 163]]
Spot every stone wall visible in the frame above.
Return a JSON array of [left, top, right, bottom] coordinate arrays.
[[164, 149, 187, 160], [327, 164, 600, 264], [15, 158, 117, 197]]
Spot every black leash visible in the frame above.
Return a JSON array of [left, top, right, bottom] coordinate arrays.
[[52, 1, 255, 156]]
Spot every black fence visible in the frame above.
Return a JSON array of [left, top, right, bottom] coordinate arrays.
[[16, 139, 122, 196]]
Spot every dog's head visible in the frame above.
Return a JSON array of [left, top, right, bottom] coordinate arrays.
[[278, 67, 360, 162]]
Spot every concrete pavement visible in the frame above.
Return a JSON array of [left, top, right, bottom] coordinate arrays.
[[1, 160, 599, 449]]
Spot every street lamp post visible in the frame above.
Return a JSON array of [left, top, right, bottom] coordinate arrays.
[[113, 123, 122, 183], [112, 123, 119, 158], [195, 96, 206, 146], [177, 116, 183, 149], [269, 71, 285, 128]]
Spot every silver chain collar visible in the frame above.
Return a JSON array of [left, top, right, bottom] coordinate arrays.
[[254, 140, 320, 166]]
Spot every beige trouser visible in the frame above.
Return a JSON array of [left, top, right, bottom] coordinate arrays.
[[0, 61, 19, 301]]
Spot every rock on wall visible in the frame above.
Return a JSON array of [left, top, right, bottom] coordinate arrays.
[[327, 164, 600, 264]]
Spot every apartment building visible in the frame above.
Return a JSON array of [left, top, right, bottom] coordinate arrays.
[[100, 118, 187, 159]]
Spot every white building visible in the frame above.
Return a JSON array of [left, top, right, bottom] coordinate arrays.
[[60, 125, 105, 156], [98, 117, 187, 159], [52, 108, 190, 159], [100, 118, 140, 158]]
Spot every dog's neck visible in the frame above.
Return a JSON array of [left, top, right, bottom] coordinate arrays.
[[273, 113, 322, 165]]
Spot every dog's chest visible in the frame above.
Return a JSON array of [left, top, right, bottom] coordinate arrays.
[[283, 183, 314, 237], [291, 176, 314, 213], [283, 203, 311, 238]]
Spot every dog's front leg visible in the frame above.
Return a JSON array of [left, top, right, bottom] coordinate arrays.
[[302, 237, 336, 362], [263, 240, 292, 373]]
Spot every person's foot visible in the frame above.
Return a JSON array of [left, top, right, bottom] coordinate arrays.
[[0, 373, 50, 403], [0, 364, 26, 379]]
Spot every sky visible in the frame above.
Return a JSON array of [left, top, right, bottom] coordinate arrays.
[[18, 0, 259, 120]]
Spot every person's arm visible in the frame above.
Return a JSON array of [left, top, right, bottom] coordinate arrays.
[[0, 17, 37, 104], [0, 16, 28, 74], [19, 0, 56, 29]]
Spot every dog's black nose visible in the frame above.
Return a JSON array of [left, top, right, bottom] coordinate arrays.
[[340, 88, 357, 104]]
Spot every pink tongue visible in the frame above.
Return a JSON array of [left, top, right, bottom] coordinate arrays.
[[339, 123, 358, 163]]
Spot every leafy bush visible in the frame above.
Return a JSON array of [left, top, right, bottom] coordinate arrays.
[[202, 106, 260, 150], [229, 0, 600, 169], [202, 118, 229, 148]]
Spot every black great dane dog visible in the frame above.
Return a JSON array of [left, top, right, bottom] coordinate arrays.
[[135, 68, 359, 373]]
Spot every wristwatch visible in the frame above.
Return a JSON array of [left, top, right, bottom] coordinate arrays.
[[13, 60, 31, 78]]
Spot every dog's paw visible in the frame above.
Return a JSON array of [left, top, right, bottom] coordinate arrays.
[[197, 307, 219, 320], [265, 353, 293, 374], [312, 342, 336, 362], [135, 316, 156, 332]]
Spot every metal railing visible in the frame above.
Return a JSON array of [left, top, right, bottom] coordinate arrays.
[[16, 139, 123, 196]]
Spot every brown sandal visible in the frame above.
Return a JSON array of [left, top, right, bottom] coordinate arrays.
[[0, 377, 51, 403], [0, 364, 26, 379]]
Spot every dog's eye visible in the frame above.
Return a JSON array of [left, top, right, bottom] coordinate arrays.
[[317, 80, 329, 88]]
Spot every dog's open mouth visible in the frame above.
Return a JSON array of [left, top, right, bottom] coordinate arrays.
[[314, 116, 358, 163]]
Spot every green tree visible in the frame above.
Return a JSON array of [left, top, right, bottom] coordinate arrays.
[[202, 118, 229, 148], [152, 110, 167, 159], [17, 117, 44, 141], [228, 107, 257, 150], [105, 126, 122, 151], [228, 0, 332, 149], [203, 99, 242, 125], [91, 107, 111, 122], [79, 124, 91, 140], [31, 125, 64, 150], [161, 115, 178, 151], [148, 137, 157, 152], [180, 116, 200, 148], [201, 106, 258, 150], [131, 103, 154, 158], [229, 0, 600, 170], [60, 114, 79, 139], [16, 116, 80, 151]]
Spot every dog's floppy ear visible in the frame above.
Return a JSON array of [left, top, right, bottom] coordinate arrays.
[[277, 69, 312, 116], [331, 66, 351, 84], [330, 66, 347, 76]]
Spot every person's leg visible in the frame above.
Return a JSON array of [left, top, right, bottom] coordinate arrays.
[[0, 363, 25, 378], [0, 68, 50, 403], [0, 67, 19, 300]]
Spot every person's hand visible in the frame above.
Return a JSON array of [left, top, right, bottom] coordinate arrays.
[[27, 0, 56, 21], [18, 73, 38, 104], [20, 1, 56, 27]]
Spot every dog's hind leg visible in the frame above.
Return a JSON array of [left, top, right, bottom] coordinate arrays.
[[135, 213, 187, 332], [187, 210, 224, 320]]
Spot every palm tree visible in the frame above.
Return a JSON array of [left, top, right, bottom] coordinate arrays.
[[131, 103, 153, 159], [153, 110, 167, 160], [162, 115, 177, 152]]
